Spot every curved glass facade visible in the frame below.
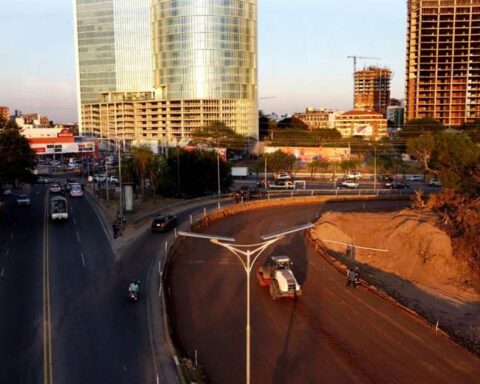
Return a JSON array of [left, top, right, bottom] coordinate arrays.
[[152, 0, 257, 101]]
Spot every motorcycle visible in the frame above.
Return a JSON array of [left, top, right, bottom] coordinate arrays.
[[128, 281, 140, 302]]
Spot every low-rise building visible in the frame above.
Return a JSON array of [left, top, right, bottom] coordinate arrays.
[[293, 108, 342, 130], [0, 106, 9, 120], [334, 110, 388, 140]]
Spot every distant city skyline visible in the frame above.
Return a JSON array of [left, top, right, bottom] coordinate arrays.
[[0, 0, 406, 123]]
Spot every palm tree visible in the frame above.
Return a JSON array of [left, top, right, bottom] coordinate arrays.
[[131, 146, 154, 198]]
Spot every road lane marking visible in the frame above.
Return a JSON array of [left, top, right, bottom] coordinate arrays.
[[42, 193, 53, 384], [76, 231, 81, 242], [0, 267, 4, 278], [80, 252, 86, 267]]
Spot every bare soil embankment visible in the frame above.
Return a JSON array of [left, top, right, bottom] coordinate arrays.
[[311, 209, 480, 353]]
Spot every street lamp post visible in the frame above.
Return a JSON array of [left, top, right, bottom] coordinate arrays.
[[217, 151, 221, 197], [373, 145, 377, 192], [178, 223, 313, 384]]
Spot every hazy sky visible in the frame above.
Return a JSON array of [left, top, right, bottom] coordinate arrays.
[[0, 0, 406, 123]]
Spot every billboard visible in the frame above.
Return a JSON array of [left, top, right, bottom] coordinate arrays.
[[264, 146, 350, 162], [352, 124, 373, 137]]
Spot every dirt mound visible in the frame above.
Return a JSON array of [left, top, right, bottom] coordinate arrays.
[[311, 208, 480, 353]]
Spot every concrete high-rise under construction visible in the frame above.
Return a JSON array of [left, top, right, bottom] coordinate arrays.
[[73, 0, 258, 144], [354, 66, 391, 116], [406, 0, 480, 127]]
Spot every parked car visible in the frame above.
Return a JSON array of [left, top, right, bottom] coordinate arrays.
[[340, 180, 359, 189], [151, 215, 177, 232], [428, 179, 442, 187], [346, 172, 362, 180], [108, 175, 119, 185], [387, 181, 410, 189], [36, 176, 52, 184], [16, 194, 31, 206]]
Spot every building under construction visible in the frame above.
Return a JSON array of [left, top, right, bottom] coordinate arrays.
[[354, 66, 391, 116], [406, 0, 480, 127]]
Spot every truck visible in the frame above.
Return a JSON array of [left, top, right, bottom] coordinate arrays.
[[256, 256, 302, 300], [231, 166, 249, 178], [50, 196, 68, 221]]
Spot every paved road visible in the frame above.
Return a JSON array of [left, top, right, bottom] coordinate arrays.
[[167, 201, 480, 384], [0, 184, 156, 383]]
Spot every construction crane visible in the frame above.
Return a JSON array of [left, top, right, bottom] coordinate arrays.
[[347, 55, 382, 74], [347, 55, 382, 108]]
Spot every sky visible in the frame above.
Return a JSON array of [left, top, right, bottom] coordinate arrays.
[[0, 0, 407, 123]]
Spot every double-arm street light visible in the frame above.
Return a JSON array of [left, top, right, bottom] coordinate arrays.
[[178, 222, 314, 384]]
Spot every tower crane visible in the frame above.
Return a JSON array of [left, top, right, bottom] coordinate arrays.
[[347, 55, 382, 74], [347, 55, 382, 108]]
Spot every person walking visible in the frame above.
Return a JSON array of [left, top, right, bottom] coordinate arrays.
[[113, 220, 119, 239]]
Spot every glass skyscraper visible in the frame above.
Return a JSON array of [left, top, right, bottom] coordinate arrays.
[[74, 0, 153, 104], [75, 0, 258, 140]]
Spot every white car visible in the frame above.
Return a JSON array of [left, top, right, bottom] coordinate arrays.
[[276, 172, 292, 181], [405, 174, 424, 182], [70, 185, 83, 197], [346, 172, 362, 180], [49, 184, 62, 193], [340, 180, 359, 189], [428, 179, 442, 187], [16, 194, 31, 206]]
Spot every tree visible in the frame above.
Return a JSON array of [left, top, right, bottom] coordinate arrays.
[[339, 159, 361, 174], [0, 122, 36, 188], [277, 117, 308, 130], [402, 117, 445, 137], [307, 159, 329, 180], [131, 146, 154, 198], [190, 121, 254, 151], [259, 112, 277, 140], [407, 133, 437, 176], [265, 150, 296, 174]]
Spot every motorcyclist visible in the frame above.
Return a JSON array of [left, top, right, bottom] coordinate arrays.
[[129, 281, 140, 294]]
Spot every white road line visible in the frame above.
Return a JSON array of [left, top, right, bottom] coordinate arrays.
[[0, 268, 4, 278], [76, 231, 81, 242], [80, 252, 86, 267]]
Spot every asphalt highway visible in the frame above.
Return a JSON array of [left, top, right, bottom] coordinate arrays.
[[0, 183, 155, 383], [167, 201, 480, 384]]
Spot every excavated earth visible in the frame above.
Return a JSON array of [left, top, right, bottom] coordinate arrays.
[[311, 208, 480, 354]]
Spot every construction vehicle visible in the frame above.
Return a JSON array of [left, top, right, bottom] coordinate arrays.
[[256, 256, 302, 300]]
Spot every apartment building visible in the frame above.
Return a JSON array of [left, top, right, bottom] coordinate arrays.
[[334, 110, 388, 140], [354, 66, 392, 116], [293, 108, 341, 130], [406, 0, 480, 126]]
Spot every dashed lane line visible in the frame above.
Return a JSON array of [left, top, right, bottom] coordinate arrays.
[[80, 252, 86, 267]]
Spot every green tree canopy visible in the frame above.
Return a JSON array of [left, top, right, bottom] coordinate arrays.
[[402, 117, 446, 138], [0, 122, 36, 187], [190, 121, 254, 150], [407, 132, 480, 194], [265, 150, 296, 174]]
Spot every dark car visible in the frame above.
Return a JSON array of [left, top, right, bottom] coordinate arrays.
[[377, 174, 393, 182], [151, 214, 177, 232], [387, 181, 410, 189]]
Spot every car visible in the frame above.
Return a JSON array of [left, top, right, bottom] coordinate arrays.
[[377, 174, 393, 182], [108, 175, 119, 184], [428, 179, 442, 187], [2, 188, 12, 196], [36, 176, 52, 184], [405, 174, 424, 182], [94, 173, 108, 183], [151, 215, 177, 232], [387, 181, 410, 189], [276, 172, 292, 181], [346, 172, 362, 180], [16, 194, 31, 206], [340, 180, 359, 189], [69, 185, 83, 197], [49, 183, 62, 193]]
